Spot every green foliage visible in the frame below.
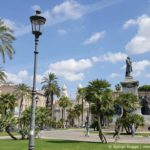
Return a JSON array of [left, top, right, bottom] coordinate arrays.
[[0, 94, 17, 138], [58, 96, 71, 109], [0, 93, 17, 116], [84, 79, 113, 143], [0, 19, 15, 63], [14, 84, 31, 99], [67, 109, 77, 127], [114, 93, 142, 135], [0, 113, 17, 132], [85, 79, 111, 103], [91, 119, 99, 131], [20, 107, 51, 129], [115, 93, 139, 113], [0, 67, 7, 82], [77, 87, 86, 103], [116, 113, 144, 134], [85, 79, 113, 116], [55, 120, 64, 128], [41, 72, 60, 99], [14, 83, 31, 118], [138, 85, 150, 91], [41, 72, 60, 121], [74, 104, 82, 117]]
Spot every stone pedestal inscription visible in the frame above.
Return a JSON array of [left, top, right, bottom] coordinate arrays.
[[120, 76, 139, 96]]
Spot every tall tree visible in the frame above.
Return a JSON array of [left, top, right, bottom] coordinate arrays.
[[114, 93, 139, 138], [67, 109, 77, 127], [74, 104, 82, 127], [85, 79, 113, 143], [58, 96, 71, 127], [0, 67, 7, 83], [41, 72, 60, 120], [0, 93, 17, 117], [77, 87, 86, 126], [14, 83, 31, 119], [0, 19, 15, 63]]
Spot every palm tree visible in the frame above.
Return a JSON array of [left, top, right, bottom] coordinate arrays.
[[77, 87, 86, 126], [58, 96, 71, 127], [0, 19, 15, 63], [0, 93, 17, 117], [114, 93, 139, 138], [67, 109, 77, 127], [41, 72, 60, 120], [85, 79, 113, 143], [0, 67, 7, 82], [74, 104, 82, 127], [14, 83, 31, 118]]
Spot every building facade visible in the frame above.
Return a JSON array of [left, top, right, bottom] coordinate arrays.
[[0, 83, 46, 116]]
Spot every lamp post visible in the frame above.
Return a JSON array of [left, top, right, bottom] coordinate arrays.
[[29, 10, 46, 150], [35, 96, 39, 106]]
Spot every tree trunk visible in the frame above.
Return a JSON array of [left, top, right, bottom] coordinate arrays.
[[64, 108, 66, 122], [50, 93, 54, 120], [62, 108, 64, 121], [5, 126, 18, 140], [19, 97, 23, 118], [97, 112, 107, 143], [81, 97, 84, 126], [64, 108, 66, 128], [46, 96, 49, 108]]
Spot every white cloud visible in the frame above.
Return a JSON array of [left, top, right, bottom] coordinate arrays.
[[52, 0, 83, 19], [5, 70, 29, 84], [1, 1, 124, 37], [43, 0, 84, 26], [32, 5, 41, 11], [109, 73, 121, 78], [42, 0, 124, 26], [47, 58, 92, 81], [2, 18, 30, 37], [146, 73, 150, 78], [133, 60, 150, 72], [30, 74, 43, 84], [57, 29, 67, 34], [2, 18, 15, 30], [83, 31, 105, 45], [123, 19, 137, 29], [5, 70, 43, 85], [92, 52, 127, 63], [125, 15, 150, 54], [17, 70, 28, 79]]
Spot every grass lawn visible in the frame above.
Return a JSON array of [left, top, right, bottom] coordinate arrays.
[[0, 139, 150, 150]]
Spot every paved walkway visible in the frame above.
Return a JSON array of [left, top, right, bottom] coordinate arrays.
[[39, 129, 150, 144], [0, 129, 150, 144]]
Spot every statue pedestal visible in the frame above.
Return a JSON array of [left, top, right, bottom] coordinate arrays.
[[120, 76, 139, 96], [120, 77, 150, 124], [120, 76, 142, 115]]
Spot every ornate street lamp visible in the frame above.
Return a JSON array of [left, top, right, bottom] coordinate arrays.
[[29, 10, 46, 150]]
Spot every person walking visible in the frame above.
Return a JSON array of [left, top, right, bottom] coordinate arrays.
[[131, 123, 135, 137]]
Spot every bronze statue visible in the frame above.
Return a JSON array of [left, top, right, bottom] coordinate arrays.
[[126, 56, 132, 77]]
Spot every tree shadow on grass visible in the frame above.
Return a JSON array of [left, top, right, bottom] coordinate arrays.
[[46, 140, 101, 144]]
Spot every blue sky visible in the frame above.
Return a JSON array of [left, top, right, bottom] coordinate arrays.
[[1, 0, 150, 98]]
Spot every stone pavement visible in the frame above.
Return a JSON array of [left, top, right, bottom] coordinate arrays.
[[0, 129, 150, 144], [39, 129, 150, 144]]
